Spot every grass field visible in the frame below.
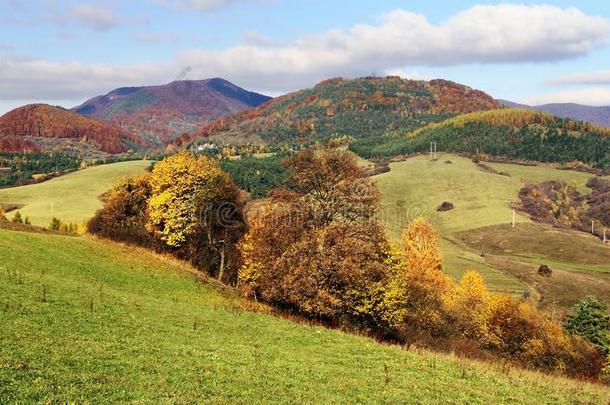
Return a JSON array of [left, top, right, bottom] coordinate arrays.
[[374, 154, 609, 302], [0, 160, 151, 227], [1, 227, 609, 403]]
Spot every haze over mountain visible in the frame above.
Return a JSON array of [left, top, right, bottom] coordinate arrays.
[[497, 99, 610, 128], [181, 76, 500, 146], [0, 104, 149, 155], [72, 78, 272, 145]]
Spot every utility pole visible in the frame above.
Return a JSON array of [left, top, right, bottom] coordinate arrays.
[[434, 141, 437, 160], [430, 142, 433, 161], [592, 219, 595, 235], [604, 228, 607, 244], [512, 209, 516, 228]]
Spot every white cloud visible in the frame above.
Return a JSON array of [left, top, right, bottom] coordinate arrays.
[[548, 69, 610, 86], [68, 4, 120, 31], [521, 87, 610, 106], [153, 0, 257, 11], [1, 4, 608, 103]]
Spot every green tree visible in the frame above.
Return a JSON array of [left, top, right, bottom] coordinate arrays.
[[11, 211, 23, 224], [564, 296, 610, 355], [49, 217, 62, 230]]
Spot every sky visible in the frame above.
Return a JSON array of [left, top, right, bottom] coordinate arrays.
[[1, 0, 610, 114]]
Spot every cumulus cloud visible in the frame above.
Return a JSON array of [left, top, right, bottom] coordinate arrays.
[[547, 69, 610, 86], [1, 4, 609, 102], [521, 87, 610, 106]]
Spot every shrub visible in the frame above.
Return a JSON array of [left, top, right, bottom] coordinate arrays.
[[538, 265, 553, 277], [24, 216, 31, 225], [49, 217, 61, 230], [564, 296, 610, 356], [11, 211, 23, 224], [0, 207, 6, 222], [88, 174, 158, 248]]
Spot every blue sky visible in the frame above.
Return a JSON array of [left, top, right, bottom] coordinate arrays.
[[1, 0, 610, 114]]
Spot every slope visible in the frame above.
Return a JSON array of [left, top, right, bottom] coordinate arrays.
[[0, 160, 152, 226], [182, 76, 500, 146], [0, 104, 149, 155], [374, 154, 610, 307], [1, 227, 608, 403], [352, 109, 610, 171], [73, 78, 271, 144]]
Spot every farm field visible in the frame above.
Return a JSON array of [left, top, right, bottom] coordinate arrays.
[[0, 160, 152, 227], [374, 154, 610, 304], [1, 227, 609, 403]]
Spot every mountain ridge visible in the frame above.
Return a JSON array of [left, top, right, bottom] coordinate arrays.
[[497, 99, 610, 128], [72, 78, 272, 144]]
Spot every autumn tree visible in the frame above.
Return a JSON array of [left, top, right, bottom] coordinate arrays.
[[88, 174, 157, 247], [444, 270, 492, 342], [147, 151, 245, 282], [382, 218, 449, 337], [239, 147, 389, 326]]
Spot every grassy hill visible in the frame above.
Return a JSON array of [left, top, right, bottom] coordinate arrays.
[[0, 160, 152, 227], [351, 109, 610, 171], [374, 154, 610, 305], [1, 227, 608, 403], [180, 77, 499, 147], [0, 104, 150, 154]]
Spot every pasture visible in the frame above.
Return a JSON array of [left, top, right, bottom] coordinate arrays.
[[1, 227, 608, 403], [374, 154, 609, 304], [0, 160, 152, 227]]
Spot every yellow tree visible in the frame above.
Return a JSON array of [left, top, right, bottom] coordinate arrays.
[[147, 151, 244, 281], [382, 218, 449, 336], [444, 270, 492, 342]]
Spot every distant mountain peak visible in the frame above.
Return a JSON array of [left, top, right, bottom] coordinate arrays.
[[72, 78, 272, 145]]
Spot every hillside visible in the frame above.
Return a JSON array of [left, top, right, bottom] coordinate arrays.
[[498, 99, 610, 128], [0, 104, 150, 154], [0, 160, 152, 227], [375, 154, 610, 310], [351, 109, 610, 170], [181, 77, 500, 146], [72, 78, 271, 144], [1, 227, 608, 403]]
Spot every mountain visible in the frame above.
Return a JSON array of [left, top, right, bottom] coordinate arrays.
[[497, 99, 610, 128], [0, 104, 150, 154], [180, 76, 500, 146], [72, 78, 272, 144]]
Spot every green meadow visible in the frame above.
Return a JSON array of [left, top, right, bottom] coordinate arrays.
[[0, 160, 151, 227], [1, 227, 609, 403], [374, 154, 610, 301]]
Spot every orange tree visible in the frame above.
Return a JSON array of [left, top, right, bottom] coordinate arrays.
[[239, 147, 389, 327]]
